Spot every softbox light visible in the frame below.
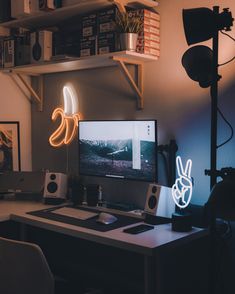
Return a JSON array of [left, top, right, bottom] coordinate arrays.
[[182, 45, 213, 88], [183, 7, 234, 45]]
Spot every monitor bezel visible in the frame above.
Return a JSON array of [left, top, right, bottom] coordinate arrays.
[[78, 119, 158, 182]]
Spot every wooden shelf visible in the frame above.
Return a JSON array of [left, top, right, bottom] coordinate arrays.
[[0, 0, 159, 110], [2, 51, 157, 110], [0, 0, 159, 30], [1, 51, 157, 75]]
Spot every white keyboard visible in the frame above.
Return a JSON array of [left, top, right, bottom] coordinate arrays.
[[51, 207, 98, 220]]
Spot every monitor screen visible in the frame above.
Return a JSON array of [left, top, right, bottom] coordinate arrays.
[[78, 120, 157, 182]]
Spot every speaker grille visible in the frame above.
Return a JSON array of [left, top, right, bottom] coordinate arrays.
[[152, 185, 158, 193], [148, 195, 157, 209], [50, 174, 56, 180], [47, 182, 58, 193]]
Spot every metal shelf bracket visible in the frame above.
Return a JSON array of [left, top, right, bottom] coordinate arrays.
[[113, 56, 144, 109]]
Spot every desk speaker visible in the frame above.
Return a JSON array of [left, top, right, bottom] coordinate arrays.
[[145, 184, 174, 215], [43, 173, 68, 200], [144, 184, 161, 215]]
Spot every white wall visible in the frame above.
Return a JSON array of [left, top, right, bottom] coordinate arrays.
[[0, 72, 32, 171]]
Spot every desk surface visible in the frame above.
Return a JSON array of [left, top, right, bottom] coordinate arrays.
[[0, 200, 208, 256]]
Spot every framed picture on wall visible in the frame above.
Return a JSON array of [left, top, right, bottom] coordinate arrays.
[[0, 121, 21, 172]]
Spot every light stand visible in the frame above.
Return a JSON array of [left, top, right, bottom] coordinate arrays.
[[182, 6, 233, 189], [181, 7, 234, 294], [210, 6, 219, 189]]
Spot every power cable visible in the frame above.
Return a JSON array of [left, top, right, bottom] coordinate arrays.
[[218, 30, 235, 66], [217, 107, 234, 149]]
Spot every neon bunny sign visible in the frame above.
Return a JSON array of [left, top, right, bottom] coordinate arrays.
[[172, 156, 193, 209], [49, 85, 82, 147]]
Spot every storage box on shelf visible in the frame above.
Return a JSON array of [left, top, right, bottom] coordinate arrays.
[[97, 6, 120, 54], [52, 14, 81, 57], [15, 31, 31, 66], [10, 0, 62, 19], [98, 32, 118, 55], [98, 6, 117, 34], [3, 37, 14, 68], [80, 11, 98, 57], [11, 0, 38, 19], [82, 12, 97, 38], [80, 36, 97, 57]]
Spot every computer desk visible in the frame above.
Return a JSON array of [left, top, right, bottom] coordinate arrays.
[[0, 200, 209, 294]]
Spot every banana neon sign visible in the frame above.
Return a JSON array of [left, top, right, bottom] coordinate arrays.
[[49, 86, 82, 147]]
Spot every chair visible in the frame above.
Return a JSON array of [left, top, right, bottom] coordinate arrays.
[[0, 236, 54, 294]]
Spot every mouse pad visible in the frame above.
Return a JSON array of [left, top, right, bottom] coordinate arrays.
[[27, 206, 141, 232]]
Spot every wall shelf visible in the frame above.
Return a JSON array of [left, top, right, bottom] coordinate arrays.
[[0, 0, 159, 30], [0, 0, 159, 110], [2, 51, 157, 74], [2, 51, 158, 110]]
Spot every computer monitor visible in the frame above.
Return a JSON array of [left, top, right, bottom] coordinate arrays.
[[78, 120, 157, 182]]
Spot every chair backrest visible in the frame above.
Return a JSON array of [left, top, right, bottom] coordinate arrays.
[[0, 236, 54, 294]]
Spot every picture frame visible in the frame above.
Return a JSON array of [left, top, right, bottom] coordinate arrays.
[[0, 121, 21, 172]]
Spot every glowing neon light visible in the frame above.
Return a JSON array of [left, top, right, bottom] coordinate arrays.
[[172, 156, 193, 209], [49, 85, 82, 147], [63, 86, 78, 115]]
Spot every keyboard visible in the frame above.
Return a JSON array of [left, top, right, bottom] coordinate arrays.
[[51, 207, 98, 220]]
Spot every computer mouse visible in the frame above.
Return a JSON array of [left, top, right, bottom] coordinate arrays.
[[96, 212, 117, 225]]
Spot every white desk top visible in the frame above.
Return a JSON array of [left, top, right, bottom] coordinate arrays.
[[0, 200, 208, 256], [0, 200, 51, 222]]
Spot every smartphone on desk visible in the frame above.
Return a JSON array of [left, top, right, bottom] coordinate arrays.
[[123, 224, 154, 234]]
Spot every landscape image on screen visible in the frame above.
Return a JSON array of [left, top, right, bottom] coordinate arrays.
[[79, 121, 156, 181]]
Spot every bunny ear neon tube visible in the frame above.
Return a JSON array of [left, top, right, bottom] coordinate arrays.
[[49, 86, 82, 147], [171, 156, 193, 232]]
